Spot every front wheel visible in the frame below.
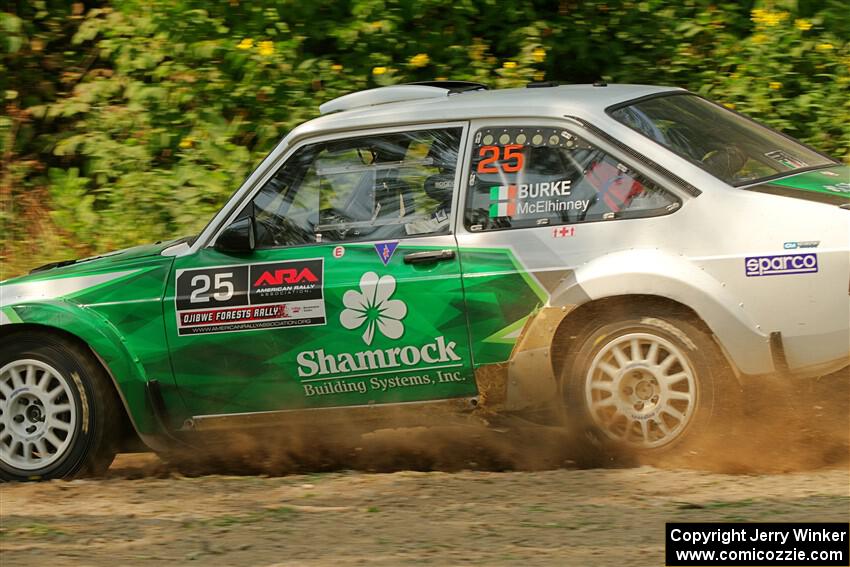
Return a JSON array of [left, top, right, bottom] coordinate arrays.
[[0, 333, 119, 481], [561, 311, 734, 454]]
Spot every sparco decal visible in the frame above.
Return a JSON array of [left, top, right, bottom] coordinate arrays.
[[175, 259, 325, 335], [744, 253, 818, 277]]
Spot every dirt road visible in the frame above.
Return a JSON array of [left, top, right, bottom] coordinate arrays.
[[1, 372, 848, 566], [1, 457, 848, 566]]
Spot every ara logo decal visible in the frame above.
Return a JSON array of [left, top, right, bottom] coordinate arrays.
[[249, 259, 324, 305], [374, 242, 399, 266], [253, 268, 318, 287], [339, 272, 407, 345]]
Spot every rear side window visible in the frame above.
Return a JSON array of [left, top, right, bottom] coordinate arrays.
[[464, 126, 679, 232]]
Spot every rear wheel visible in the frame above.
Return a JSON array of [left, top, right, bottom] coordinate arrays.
[[0, 333, 119, 481], [561, 310, 734, 455]]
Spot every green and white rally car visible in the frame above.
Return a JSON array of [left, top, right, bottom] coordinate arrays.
[[2, 82, 848, 480]]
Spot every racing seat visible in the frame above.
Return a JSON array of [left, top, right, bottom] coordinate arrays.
[[585, 160, 645, 212], [423, 173, 454, 212], [422, 135, 458, 213]]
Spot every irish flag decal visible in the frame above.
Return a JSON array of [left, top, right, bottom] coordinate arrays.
[[489, 185, 517, 217]]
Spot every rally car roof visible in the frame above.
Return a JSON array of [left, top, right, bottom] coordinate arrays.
[[288, 83, 683, 143]]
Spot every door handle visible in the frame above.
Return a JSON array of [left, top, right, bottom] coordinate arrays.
[[403, 249, 456, 265]]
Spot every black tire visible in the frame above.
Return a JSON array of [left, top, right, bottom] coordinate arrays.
[[560, 308, 737, 458], [0, 332, 119, 481]]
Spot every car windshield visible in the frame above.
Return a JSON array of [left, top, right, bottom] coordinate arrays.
[[609, 94, 835, 186]]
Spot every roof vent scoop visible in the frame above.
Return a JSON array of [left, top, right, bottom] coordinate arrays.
[[319, 81, 487, 115]]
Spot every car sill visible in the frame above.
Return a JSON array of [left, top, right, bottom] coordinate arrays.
[[183, 397, 480, 432]]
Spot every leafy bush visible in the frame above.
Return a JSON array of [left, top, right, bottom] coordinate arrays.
[[2, 0, 848, 277]]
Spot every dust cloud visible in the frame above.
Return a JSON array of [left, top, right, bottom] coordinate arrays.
[[106, 368, 847, 479], [653, 367, 849, 474]]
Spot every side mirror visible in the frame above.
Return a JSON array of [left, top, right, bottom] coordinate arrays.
[[214, 216, 255, 254]]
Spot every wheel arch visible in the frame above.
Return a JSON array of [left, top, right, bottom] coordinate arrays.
[[547, 249, 773, 377], [549, 294, 736, 381], [1, 306, 163, 451]]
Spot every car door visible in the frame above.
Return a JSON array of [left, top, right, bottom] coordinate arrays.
[[163, 124, 478, 418]]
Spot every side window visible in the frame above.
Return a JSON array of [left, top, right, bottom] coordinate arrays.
[[252, 128, 462, 248], [464, 126, 679, 232]]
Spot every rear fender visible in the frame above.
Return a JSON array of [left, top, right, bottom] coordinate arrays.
[[550, 249, 773, 376]]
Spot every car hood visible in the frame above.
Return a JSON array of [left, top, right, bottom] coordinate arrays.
[[745, 165, 850, 205], [0, 237, 186, 290]]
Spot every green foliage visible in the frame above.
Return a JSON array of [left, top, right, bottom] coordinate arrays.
[[2, 0, 848, 276]]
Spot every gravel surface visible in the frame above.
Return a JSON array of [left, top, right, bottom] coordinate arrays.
[[2, 457, 848, 566]]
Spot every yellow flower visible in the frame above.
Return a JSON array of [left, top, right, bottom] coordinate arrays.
[[331, 64, 343, 72], [534, 71, 545, 81], [435, 76, 447, 81], [258, 41, 274, 57], [816, 42, 834, 51], [470, 43, 485, 61], [237, 38, 253, 50], [751, 8, 788, 27], [795, 19, 813, 32], [752, 33, 768, 44], [723, 102, 736, 110], [409, 53, 430, 68], [179, 137, 193, 149], [372, 66, 387, 75], [769, 81, 781, 90], [771, 12, 788, 25], [503, 61, 517, 69], [532, 47, 546, 63]]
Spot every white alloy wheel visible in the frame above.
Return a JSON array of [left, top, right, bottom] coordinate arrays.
[[584, 332, 698, 449], [0, 359, 78, 471]]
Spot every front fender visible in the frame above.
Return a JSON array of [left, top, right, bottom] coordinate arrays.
[[550, 249, 773, 376], [2, 300, 160, 436]]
